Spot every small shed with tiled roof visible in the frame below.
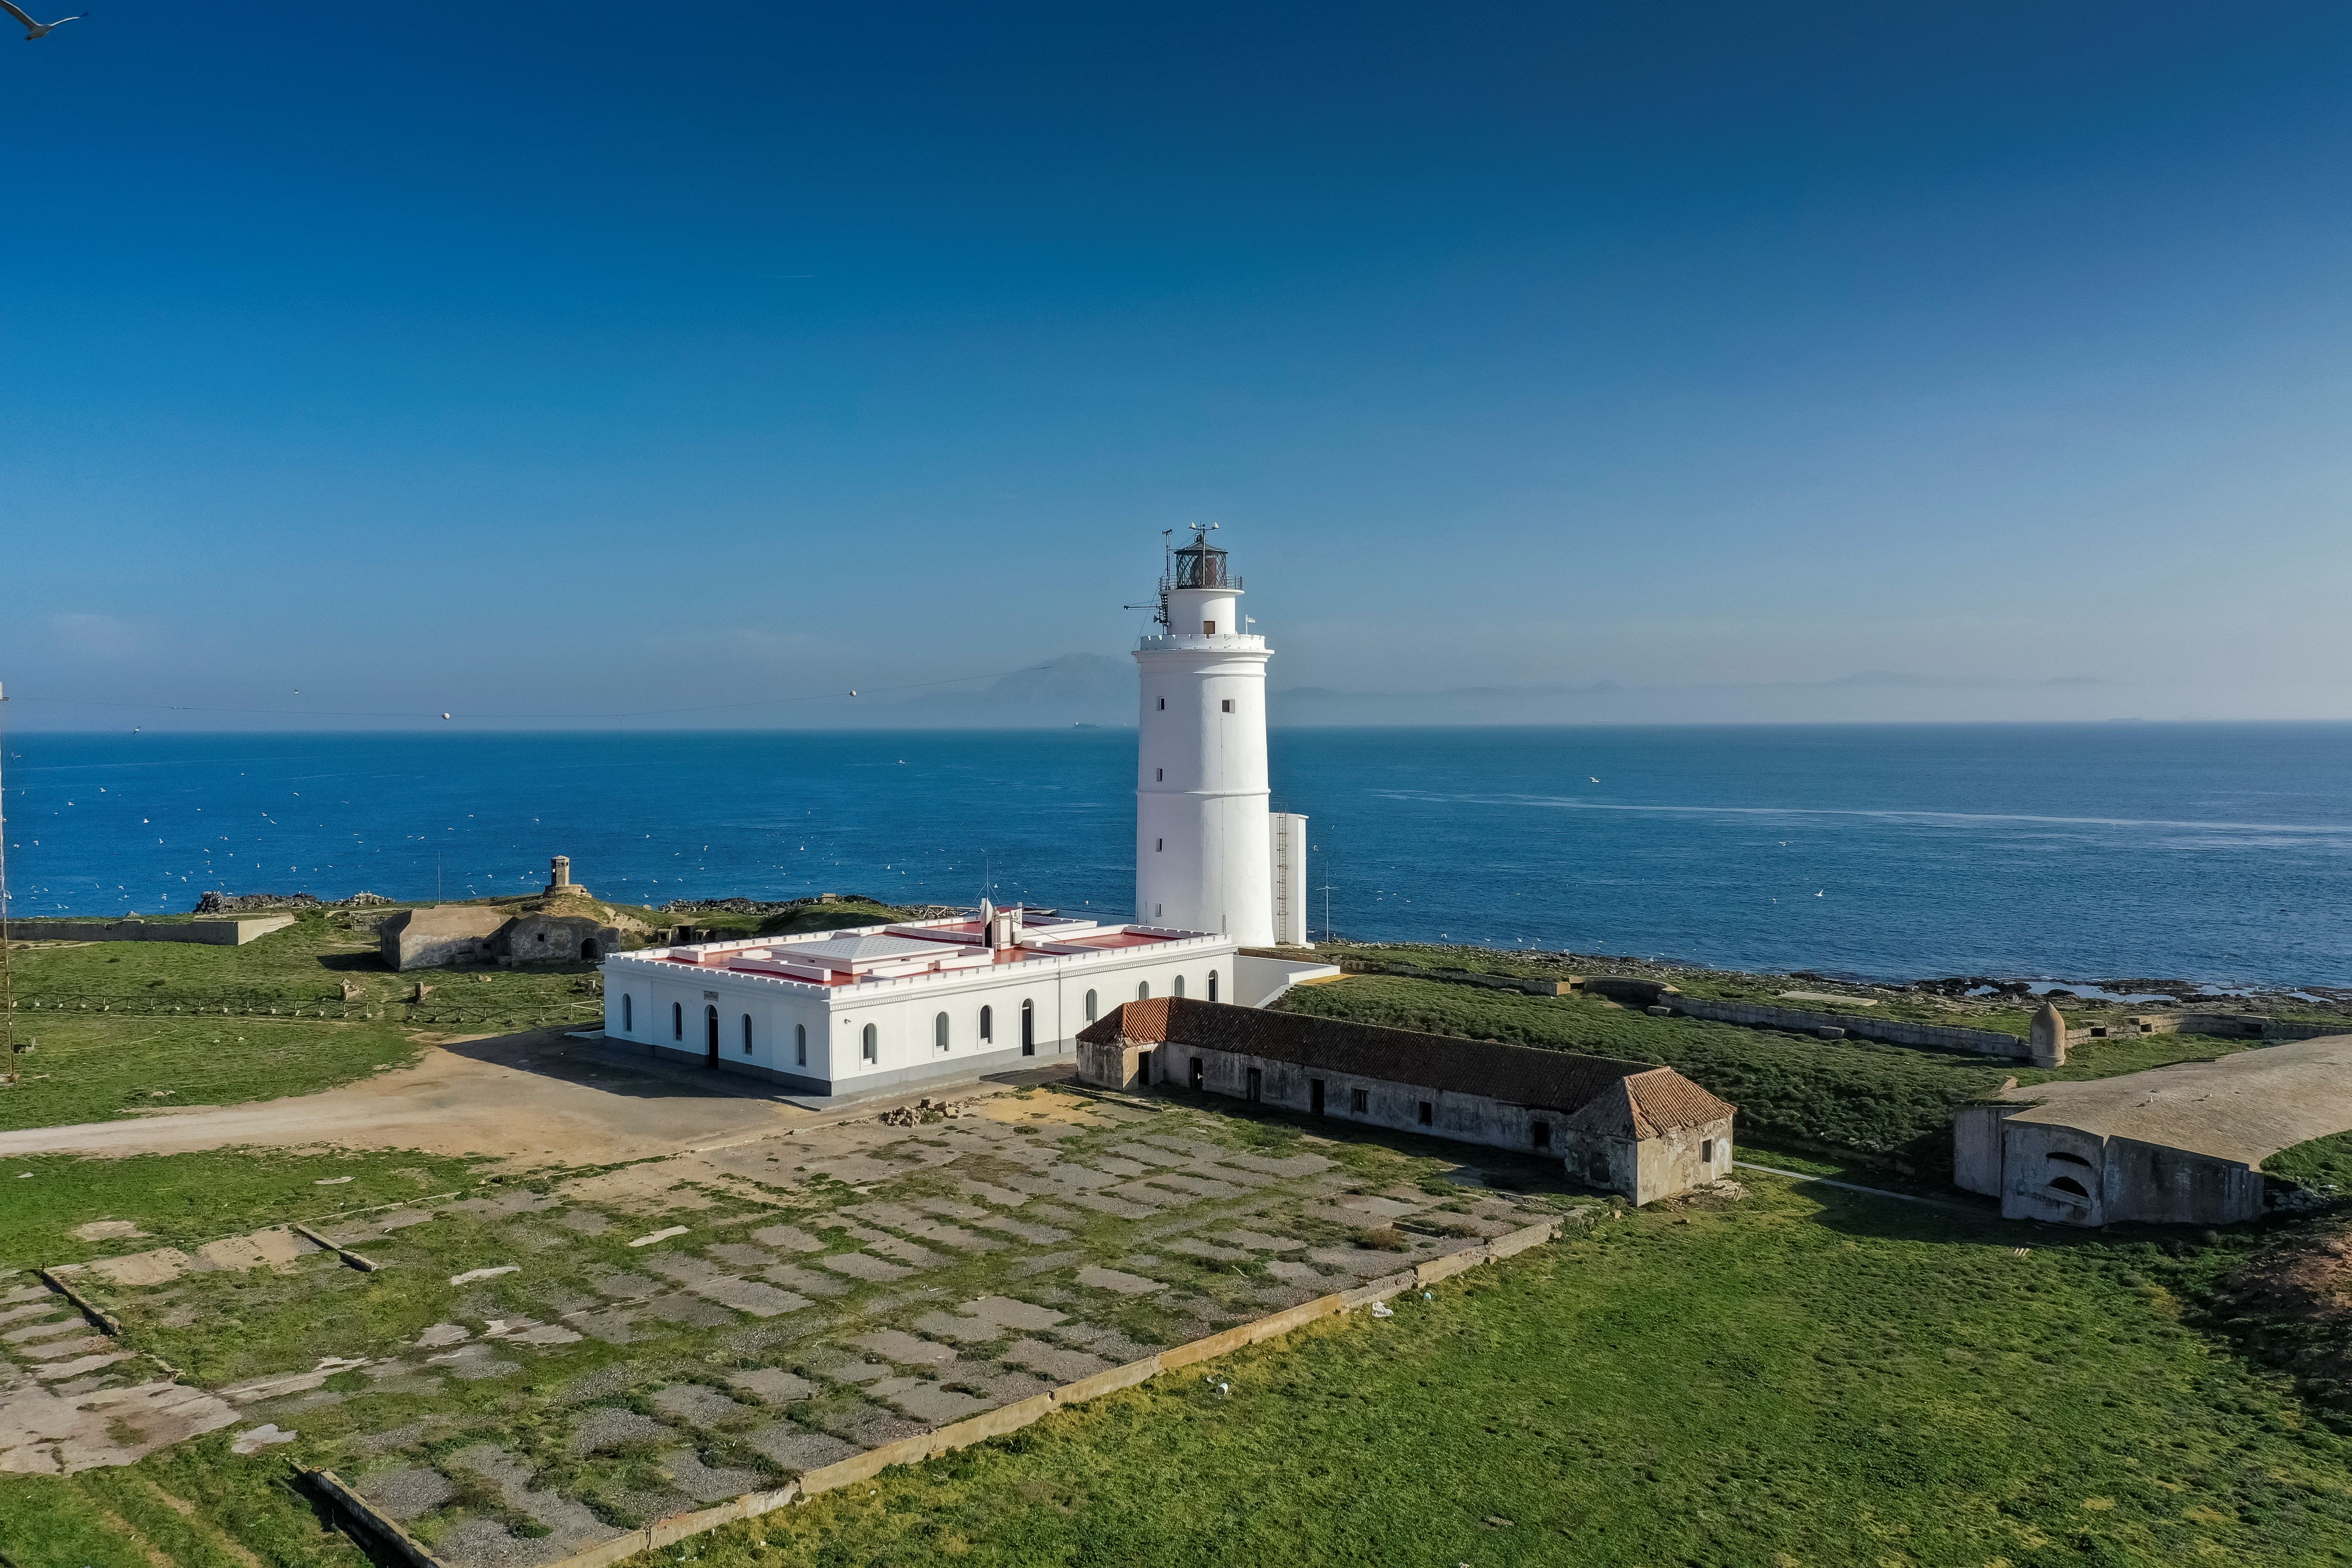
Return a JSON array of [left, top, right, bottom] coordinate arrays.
[[1075, 998, 1734, 1204]]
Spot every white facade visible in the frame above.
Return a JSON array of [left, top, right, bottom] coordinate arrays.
[[1270, 811, 1309, 946], [1135, 530, 1303, 948], [601, 911, 1236, 1099]]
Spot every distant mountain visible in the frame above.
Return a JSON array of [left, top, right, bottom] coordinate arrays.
[[888, 653, 1136, 727], [834, 659, 2120, 728]]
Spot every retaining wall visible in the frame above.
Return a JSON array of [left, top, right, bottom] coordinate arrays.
[[13, 916, 295, 946], [1657, 993, 2031, 1057]]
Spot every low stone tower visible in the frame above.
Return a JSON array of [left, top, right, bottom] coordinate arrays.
[[2030, 1001, 2068, 1067], [545, 855, 587, 898]]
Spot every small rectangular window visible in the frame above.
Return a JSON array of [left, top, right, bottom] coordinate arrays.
[[1701, 1139, 1715, 1162], [1156, 767, 1163, 781], [1531, 1120, 1551, 1149], [1350, 1087, 1368, 1114], [1156, 838, 1164, 851], [1221, 699, 1234, 713], [1417, 1101, 1433, 1126], [1203, 620, 1216, 635], [1157, 696, 1166, 710]]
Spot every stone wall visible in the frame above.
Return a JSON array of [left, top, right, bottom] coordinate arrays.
[[378, 907, 509, 971], [1631, 1118, 1735, 1204], [12, 916, 295, 947], [1657, 992, 2035, 1059]]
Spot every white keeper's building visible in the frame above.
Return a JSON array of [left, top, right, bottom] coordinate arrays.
[[600, 529, 1334, 1099]]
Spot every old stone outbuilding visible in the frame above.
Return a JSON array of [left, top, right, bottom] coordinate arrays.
[[1076, 998, 1735, 1205]]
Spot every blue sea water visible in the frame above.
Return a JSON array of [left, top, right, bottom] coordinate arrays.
[[5, 724, 2349, 988]]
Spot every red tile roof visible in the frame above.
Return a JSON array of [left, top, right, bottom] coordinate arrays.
[[1081, 999, 1733, 1128]]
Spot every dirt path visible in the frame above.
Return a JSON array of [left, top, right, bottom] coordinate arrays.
[[0, 1032, 805, 1163]]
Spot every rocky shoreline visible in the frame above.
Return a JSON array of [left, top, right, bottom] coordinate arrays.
[[1328, 940, 2352, 1023]]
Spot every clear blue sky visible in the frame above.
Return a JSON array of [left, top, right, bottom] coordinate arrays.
[[6, 2, 2349, 726]]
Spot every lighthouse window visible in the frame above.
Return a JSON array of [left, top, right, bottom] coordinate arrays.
[[795, 1023, 807, 1066], [1137, 981, 1150, 1000], [861, 1023, 878, 1063], [1173, 974, 1185, 998], [1156, 838, 1164, 852], [980, 1005, 993, 1043], [672, 1002, 683, 1041], [622, 994, 632, 1031], [935, 1011, 950, 1052], [1084, 989, 1097, 1022], [1156, 768, 1163, 781], [1221, 699, 1234, 713], [742, 1014, 753, 1054], [1157, 697, 1165, 710], [1203, 620, 1216, 635], [1207, 969, 1218, 1001]]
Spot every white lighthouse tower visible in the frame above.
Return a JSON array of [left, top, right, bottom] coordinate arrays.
[[1134, 528, 1309, 947]]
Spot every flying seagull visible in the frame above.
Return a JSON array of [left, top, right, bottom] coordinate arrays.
[[0, 2, 86, 38]]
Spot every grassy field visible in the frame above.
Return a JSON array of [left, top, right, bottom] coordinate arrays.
[[0, 899, 911, 1130], [10, 1166, 2352, 1568], [1278, 974, 2257, 1176], [0, 1016, 423, 1132], [0, 1145, 481, 1268], [603, 1179, 2352, 1568]]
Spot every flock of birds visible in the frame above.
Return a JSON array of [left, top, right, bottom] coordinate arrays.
[[0, 3, 83, 40]]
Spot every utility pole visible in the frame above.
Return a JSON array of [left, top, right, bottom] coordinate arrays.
[[0, 680, 21, 1084]]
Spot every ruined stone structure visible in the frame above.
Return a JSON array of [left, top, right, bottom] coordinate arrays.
[[1076, 998, 1735, 1205], [377, 856, 636, 970], [1954, 1032, 2352, 1225]]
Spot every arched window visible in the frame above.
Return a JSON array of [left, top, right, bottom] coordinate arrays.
[[861, 1023, 878, 1063], [672, 1001, 683, 1041], [1207, 970, 1218, 1003], [742, 1014, 754, 1055], [795, 1023, 807, 1066], [935, 1011, 950, 1052], [2048, 1176, 2090, 1198], [980, 1005, 993, 1043], [1084, 989, 1097, 1023], [1173, 974, 1185, 998], [622, 994, 633, 1032], [1137, 981, 1150, 1001], [1020, 999, 1035, 1056]]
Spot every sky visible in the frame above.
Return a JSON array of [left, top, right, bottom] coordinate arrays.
[[4, 1, 2350, 729]]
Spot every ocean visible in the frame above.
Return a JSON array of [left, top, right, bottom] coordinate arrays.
[[6, 724, 2349, 988]]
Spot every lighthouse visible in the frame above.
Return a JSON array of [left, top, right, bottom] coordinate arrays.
[[1134, 529, 1309, 946]]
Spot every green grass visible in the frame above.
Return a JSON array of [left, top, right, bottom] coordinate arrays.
[[753, 898, 909, 937], [2265, 1133, 2352, 1200], [609, 1183, 2352, 1568], [1280, 975, 2257, 1177], [0, 1146, 480, 1268], [6, 907, 610, 1018], [0, 1015, 423, 1132]]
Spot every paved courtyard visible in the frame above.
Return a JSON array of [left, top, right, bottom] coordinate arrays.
[[1, 1082, 1577, 1566]]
